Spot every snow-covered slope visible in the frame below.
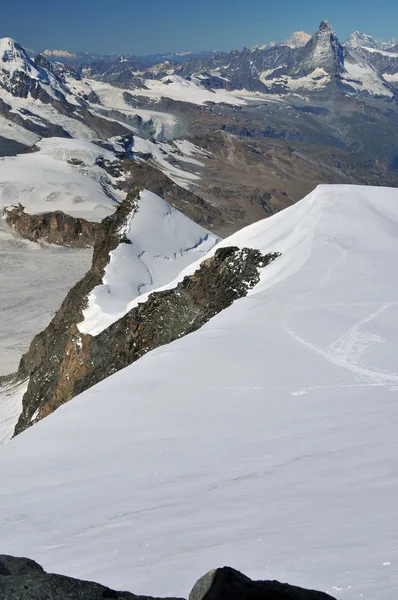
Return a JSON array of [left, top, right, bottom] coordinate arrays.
[[0, 115, 39, 146], [342, 52, 394, 97], [282, 31, 311, 48], [0, 137, 125, 220], [0, 37, 43, 85], [344, 31, 381, 50], [345, 31, 398, 52], [0, 37, 75, 104], [79, 189, 220, 335], [1, 185, 398, 598]]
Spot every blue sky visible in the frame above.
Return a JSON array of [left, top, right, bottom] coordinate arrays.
[[2, 0, 398, 55]]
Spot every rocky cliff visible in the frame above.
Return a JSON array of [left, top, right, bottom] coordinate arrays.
[[4, 205, 102, 247]]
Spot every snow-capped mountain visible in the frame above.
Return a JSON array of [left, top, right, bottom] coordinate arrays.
[[41, 48, 101, 64], [353, 45, 398, 88], [1, 184, 398, 599], [344, 31, 381, 50], [0, 37, 68, 100], [174, 21, 395, 98], [345, 31, 398, 51], [295, 20, 345, 76], [282, 31, 311, 48]]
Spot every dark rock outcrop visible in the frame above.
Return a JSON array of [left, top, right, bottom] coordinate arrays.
[[0, 557, 336, 600], [13, 190, 140, 407], [190, 567, 336, 600], [0, 555, 182, 600], [4, 205, 103, 248]]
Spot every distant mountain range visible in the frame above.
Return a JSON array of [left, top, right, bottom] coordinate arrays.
[[1, 21, 398, 246], [34, 27, 398, 67]]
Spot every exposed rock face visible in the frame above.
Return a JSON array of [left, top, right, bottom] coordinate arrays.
[[297, 21, 345, 78], [12, 190, 141, 432], [357, 47, 398, 84], [189, 567, 336, 600], [4, 205, 102, 247], [13, 227, 280, 434], [0, 555, 182, 600], [0, 557, 336, 600]]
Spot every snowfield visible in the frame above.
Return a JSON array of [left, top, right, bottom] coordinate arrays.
[[0, 115, 40, 146], [1, 185, 398, 599], [0, 219, 91, 376], [79, 189, 220, 335], [0, 137, 125, 221]]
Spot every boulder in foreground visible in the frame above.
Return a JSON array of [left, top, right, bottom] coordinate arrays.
[[0, 556, 336, 600], [189, 566, 337, 600]]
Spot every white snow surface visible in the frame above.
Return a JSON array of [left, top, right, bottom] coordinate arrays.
[[282, 32, 311, 48], [127, 75, 267, 107], [0, 137, 125, 221], [130, 136, 207, 188], [0, 381, 28, 444], [79, 189, 220, 335], [85, 81, 181, 139], [383, 72, 398, 83], [0, 219, 91, 376], [261, 68, 330, 91], [362, 46, 398, 58], [0, 38, 42, 82], [343, 56, 393, 97], [1, 185, 398, 598], [0, 115, 39, 146]]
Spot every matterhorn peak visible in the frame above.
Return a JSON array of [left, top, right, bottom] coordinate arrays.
[[319, 20, 334, 32]]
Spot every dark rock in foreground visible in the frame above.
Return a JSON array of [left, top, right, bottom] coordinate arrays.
[[190, 567, 337, 600], [0, 557, 336, 600], [0, 555, 182, 600]]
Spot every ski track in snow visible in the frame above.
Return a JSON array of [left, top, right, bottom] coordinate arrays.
[[284, 199, 398, 387]]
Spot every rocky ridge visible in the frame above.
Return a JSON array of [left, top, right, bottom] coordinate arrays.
[[9, 189, 279, 435], [4, 205, 102, 247]]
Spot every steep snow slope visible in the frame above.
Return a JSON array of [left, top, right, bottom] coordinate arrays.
[[344, 31, 381, 50], [282, 31, 311, 48], [79, 189, 220, 335], [0, 115, 39, 146], [0, 37, 51, 88], [343, 53, 394, 97], [0, 137, 125, 220], [1, 185, 398, 599]]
